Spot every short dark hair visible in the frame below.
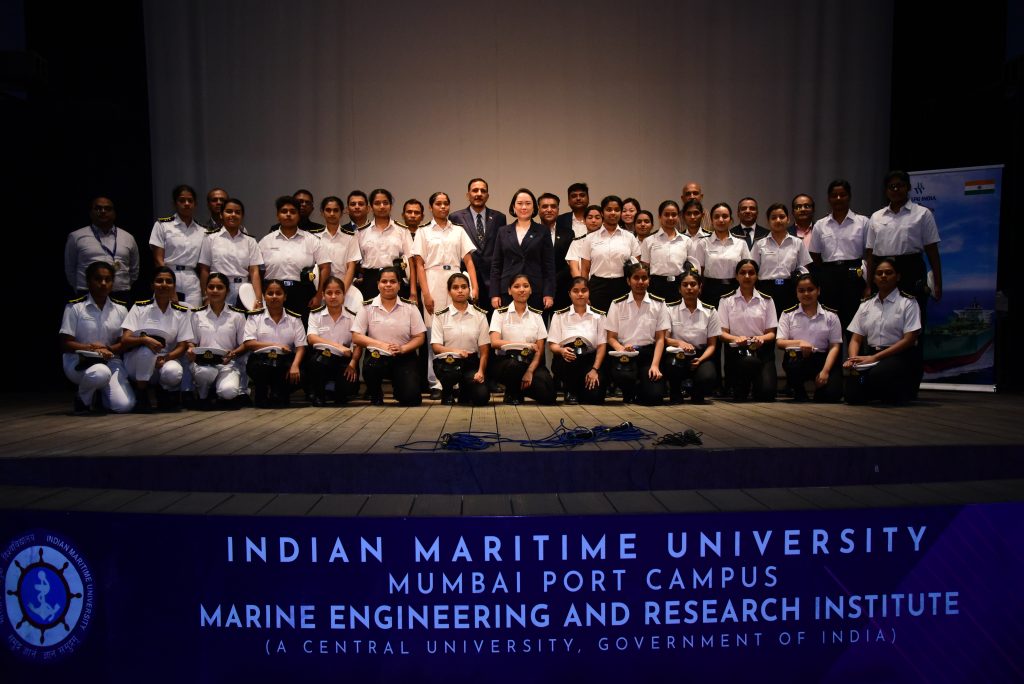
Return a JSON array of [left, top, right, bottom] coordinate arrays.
[[153, 265, 177, 283], [600, 195, 623, 211], [446, 272, 470, 290], [347, 190, 368, 204], [734, 258, 759, 275], [884, 169, 911, 187], [794, 272, 820, 289], [428, 192, 449, 207], [467, 178, 488, 191], [658, 200, 680, 216], [275, 195, 299, 212], [567, 182, 589, 195], [293, 188, 314, 200], [172, 184, 196, 202], [320, 195, 343, 211], [323, 275, 346, 292], [403, 198, 424, 212], [206, 272, 231, 290], [508, 188, 538, 218], [737, 196, 758, 208], [224, 197, 245, 213], [709, 202, 732, 219], [766, 203, 789, 220], [85, 261, 114, 281], [538, 192, 560, 206], [369, 188, 393, 205], [791, 193, 814, 210], [682, 199, 704, 214], [827, 179, 851, 196]]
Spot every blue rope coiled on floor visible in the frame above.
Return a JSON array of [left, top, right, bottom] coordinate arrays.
[[517, 419, 656, 449], [396, 431, 511, 451]]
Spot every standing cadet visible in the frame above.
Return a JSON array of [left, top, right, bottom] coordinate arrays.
[[150, 184, 205, 306]]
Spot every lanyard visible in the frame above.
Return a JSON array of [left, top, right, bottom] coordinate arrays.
[[91, 225, 118, 261]]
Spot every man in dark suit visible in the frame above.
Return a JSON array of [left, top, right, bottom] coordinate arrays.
[[450, 178, 506, 312], [731, 196, 769, 248], [539, 192, 575, 316], [556, 181, 590, 238]]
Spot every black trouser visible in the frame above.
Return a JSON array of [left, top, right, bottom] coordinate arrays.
[[782, 350, 842, 402], [662, 346, 716, 402], [844, 345, 917, 404], [757, 278, 796, 318], [432, 354, 490, 406], [281, 280, 314, 323], [699, 278, 736, 391], [305, 352, 359, 403], [648, 274, 682, 303], [246, 353, 296, 406], [491, 353, 556, 404], [362, 352, 422, 406], [552, 351, 607, 404], [588, 275, 628, 313], [818, 261, 864, 332], [357, 267, 382, 301], [724, 342, 777, 401], [609, 345, 666, 405]]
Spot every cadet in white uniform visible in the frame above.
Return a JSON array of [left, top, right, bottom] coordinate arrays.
[[413, 192, 479, 392], [121, 267, 194, 411], [489, 275, 555, 405], [59, 261, 135, 414], [317, 196, 362, 294], [605, 263, 669, 405], [689, 202, 751, 308], [750, 203, 812, 316], [663, 271, 721, 404], [641, 200, 693, 302], [565, 205, 603, 278], [351, 267, 426, 406], [430, 273, 491, 406], [718, 259, 778, 402], [259, 196, 330, 321], [149, 184, 205, 306], [242, 279, 307, 407], [188, 272, 248, 408], [809, 180, 870, 331], [547, 277, 607, 405], [197, 198, 264, 308], [579, 195, 642, 312], [305, 276, 362, 406], [356, 189, 417, 301], [843, 257, 922, 404], [776, 272, 843, 402]]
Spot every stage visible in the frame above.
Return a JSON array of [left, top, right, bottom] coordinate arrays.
[[1, 389, 1022, 512]]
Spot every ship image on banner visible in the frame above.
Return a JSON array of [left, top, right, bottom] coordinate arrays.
[[910, 166, 1002, 390]]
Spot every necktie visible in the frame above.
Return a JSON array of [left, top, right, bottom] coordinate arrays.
[[475, 214, 484, 243]]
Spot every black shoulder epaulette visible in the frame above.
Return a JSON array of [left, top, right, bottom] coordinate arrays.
[[67, 295, 86, 304], [306, 226, 325, 235], [666, 298, 683, 307], [394, 221, 409, 229], [782, 304, 799, 314], [110, 297, 128, 307], [649, 293, 666, 302], [156, 215, 174, 223], [572, 234, 587, 241], [345, 306, 358, 316], [229, 305, 248, 315], [471, 304, 487, 314], [192, 304, 209, 312], [821, 304, 839, 313], [554, 306, 570, 315], [495, 305, 509, 313], [399, 297, 413, 304], [309, 303, 327, 313], [358, 221, 372, 230], [246, 307, 265, 316], [134, 298, 153, 306], [590, 306, 607, 315], [528, 306, 543, 315], [340, 226, 355, 236], [363, 298, 374, 306], [698, 299, 716, 310], [205, 227, 220, 235], [435, 306, 450, 316], [755, 289, 772, 299], [612, 294, 629, 303], [721, 289, 737, 299], [899, 290, 916, 298], [171, 302, 190, 312], [285, 308, 302, 318]]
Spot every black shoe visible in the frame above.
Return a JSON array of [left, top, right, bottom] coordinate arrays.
[[503, 394, 522, 406], [487, 380, 501, 394], [73, 397, 90, 415], [440, 390, 456, 405], [668, 393, 684, 405], [310, 395, 326, 407], [564, 392, 579, 405], [690, 396, 708, 405], [370, 395, 385, 406], [429, 388, 442, 400], [792, 390, 810, 402]]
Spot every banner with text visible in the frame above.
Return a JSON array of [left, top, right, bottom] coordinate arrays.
[[2, 505, 1022, 682]]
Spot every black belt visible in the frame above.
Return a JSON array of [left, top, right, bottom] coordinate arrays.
[[229, 276, 246, 283], [169, 264, 196, 272], [759, 277, 792, 286], [824, 259, 861, 268], [589, 275, 620, 282], [650, 273, 683, 282], [704, 277, 735, 285]]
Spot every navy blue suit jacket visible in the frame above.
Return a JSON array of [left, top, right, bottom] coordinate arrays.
[[489, 222, 556, 305], [731, 224, 769, 249]]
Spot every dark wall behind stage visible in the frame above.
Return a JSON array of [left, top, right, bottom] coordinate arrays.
[[4, 1, 1020, 393]]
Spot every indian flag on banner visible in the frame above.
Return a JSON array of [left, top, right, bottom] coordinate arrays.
[[964, 179, 996, 195]]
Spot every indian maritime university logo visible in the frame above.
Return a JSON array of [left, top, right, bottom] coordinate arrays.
[[2, 531, 94, 660]]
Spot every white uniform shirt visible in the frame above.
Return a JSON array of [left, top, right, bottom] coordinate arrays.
[[317, 226, 362, 276], [605, 293, 669, 347], [718, 289, 778, 337], [809, 211, 869, 262], [243, 309, 307, 348], [122, 300, 195, 351], [666, 300, 721, 346], [59, 295, 128, 363], [431, 304, 490, 353], [258, 229, 326, 281], [571, 215, 588, 239], [149, 214, 204, 268], [778, 304, 842, 351], [690, 234, 750, 279], [352, 296, 426, 345], [547, 305, 606, 351], [640, 231, 692, 277], [488, 305, 548, 344], [307, 305, 357, 347], [866, 200, 941, 256], [198, 228, 264, 278], [190, 305, 246, 350], [64, 225, 140, 292], [565, 235, 589, 267], [750, 233, 812, 279], [847, 290, 922, 347], [357, 221, 413, 269], [578, 227, 641, 278]]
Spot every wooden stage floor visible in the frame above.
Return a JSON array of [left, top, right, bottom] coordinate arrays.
[[0, 390, 1022, 514]]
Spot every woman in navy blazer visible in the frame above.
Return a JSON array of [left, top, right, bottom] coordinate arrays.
[[489, 188, 556, 312]]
